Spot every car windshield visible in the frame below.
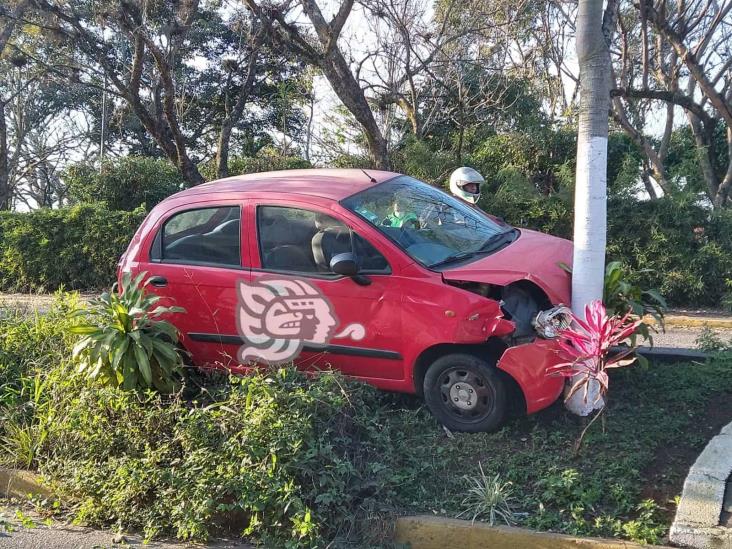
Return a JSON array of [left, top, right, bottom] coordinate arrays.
[[342, 176, 515, 268]]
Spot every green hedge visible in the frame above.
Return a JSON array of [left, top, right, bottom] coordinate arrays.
[[0, 204, 145, 292], [65, 157, 183, 211], [199, 154, 312, 181], [484, 188, 732, 308], [3, 182, 732, 308]]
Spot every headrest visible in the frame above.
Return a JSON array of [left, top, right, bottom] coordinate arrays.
[[314, 214, 345, 231]]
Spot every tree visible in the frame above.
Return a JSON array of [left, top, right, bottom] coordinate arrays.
[[567, 0, 618, 415], [243, 0, 390, 168], [610, 0, 732, 206], [0, 16, 85, 209], [28, 0, 303, 186], [0, 0, 29, 208], [0, 0, 28, 55]]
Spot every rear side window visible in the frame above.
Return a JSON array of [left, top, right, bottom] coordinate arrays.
[[152, 206, 241, 267]]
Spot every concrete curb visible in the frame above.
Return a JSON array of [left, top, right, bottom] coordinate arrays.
[[636, 346, 709, 362], [0, 467, 53, 500], [610, 346, 709, 362], [394, 516, 673, 548], [669, 421, 732, 548]]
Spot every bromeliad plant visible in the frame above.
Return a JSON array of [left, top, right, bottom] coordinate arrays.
[[548, 300, 642, 404], [547, 300, 643, 450], [69, 272, 185, 393]]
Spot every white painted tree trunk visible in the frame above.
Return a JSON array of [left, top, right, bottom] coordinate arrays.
[[566, 0, 613, 416]]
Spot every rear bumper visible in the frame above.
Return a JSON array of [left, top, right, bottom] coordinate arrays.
[[497, 338, 565, 414]]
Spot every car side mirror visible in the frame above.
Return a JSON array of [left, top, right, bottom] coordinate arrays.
[[330, 252, 359, 276]]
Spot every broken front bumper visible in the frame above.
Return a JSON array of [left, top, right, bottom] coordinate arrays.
[[497, 337, 565, 414]]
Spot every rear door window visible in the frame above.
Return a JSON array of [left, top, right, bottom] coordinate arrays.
[[153, 206, 241, 267]]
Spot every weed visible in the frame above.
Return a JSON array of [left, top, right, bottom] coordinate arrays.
[[14, 510, 36, 529], [458, 464, 514, 525], [695, 326, 729, 352]]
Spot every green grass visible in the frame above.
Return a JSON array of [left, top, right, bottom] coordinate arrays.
[[384, 358, 732, 544], [2, 298, 731, 545]]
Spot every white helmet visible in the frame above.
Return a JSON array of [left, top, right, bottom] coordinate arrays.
[[449, 167, 484, 204]]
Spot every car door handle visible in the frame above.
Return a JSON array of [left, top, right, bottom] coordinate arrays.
[[148, 275, 168, 287]]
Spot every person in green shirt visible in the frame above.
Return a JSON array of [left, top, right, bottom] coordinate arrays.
[[384, 196, 419, 228]]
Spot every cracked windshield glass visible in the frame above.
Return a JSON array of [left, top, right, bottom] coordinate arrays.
[[343, 176, 515, 268]]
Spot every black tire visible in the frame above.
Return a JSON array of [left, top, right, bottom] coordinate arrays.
[[423, 353, 507, 433]]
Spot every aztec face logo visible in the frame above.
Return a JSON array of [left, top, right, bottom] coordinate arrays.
[[236, 277, 365, 364]]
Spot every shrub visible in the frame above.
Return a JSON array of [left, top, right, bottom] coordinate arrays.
[[0, 204, 145, 292], [481, 187, 732, 307], [200, 153, 311, 181], [69, 273, 185, 392], [0, 294, 80, 466], [482, 182, 574, 239], [65, 157, 183, 211], [0, 293, 79, 394], [38, 368, 427, 545], [606, 195, 732, 306], [390, 137, 461, 186]]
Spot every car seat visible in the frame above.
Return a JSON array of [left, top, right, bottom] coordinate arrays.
[[311, 214, 352, 272]]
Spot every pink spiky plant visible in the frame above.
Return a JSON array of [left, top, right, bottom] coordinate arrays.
[[547, 300, 643, 406]]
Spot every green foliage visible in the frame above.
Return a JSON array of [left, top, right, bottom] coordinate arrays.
[[695, 327, 732, 352], [472, 129, 576, 195], [484, 187, 731, 307], [199, 152, 311, 181], [64, 157, 182, 211], [0, 295, 79, 467], [602, 261, 666, 343], [606, 195, 732, 306], [0, 294, 78, 403], [482, 182, 574, 239], [0, 204, 144, 292], [390, 136, 461, 186], [69, 273, 185, 392], [3, 292, 732, 545], [37, 368, 426, 545]]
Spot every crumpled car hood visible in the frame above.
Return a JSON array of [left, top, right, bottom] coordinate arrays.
[[441, 229, 573, 305]]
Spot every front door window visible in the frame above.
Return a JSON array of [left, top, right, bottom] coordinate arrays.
[[256, 205, 389, 274]]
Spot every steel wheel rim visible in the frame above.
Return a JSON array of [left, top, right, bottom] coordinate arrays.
[[438, 366, 495, 422]]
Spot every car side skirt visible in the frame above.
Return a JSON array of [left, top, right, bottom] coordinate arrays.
[[187, 333, 403, 360]]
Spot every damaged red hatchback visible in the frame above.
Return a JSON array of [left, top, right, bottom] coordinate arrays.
[[119, 169, 574, 432]]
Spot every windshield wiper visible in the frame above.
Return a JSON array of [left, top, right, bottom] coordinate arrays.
[[428, 229, 517, 269], [478, 228, 517, 253], [428, 251, 480, 268]]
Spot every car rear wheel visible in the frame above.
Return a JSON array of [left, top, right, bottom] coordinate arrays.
[[423, 353, 507, 433]]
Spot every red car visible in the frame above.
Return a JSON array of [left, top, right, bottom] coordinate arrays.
[[119, 169, 573, 432]]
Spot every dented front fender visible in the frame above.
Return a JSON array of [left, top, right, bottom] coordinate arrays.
[[497, 338, 565, 414]]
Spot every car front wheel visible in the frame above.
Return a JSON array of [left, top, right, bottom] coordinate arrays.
[[423, 353, 507, 433]]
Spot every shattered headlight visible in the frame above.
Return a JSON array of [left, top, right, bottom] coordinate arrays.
[[533, 305, 572, 339]]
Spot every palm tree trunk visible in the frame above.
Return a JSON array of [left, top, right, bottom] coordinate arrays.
[[567, 0, 614, 416]]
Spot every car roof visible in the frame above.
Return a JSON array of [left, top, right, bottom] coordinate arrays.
[[167, 168, 402, 203]]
